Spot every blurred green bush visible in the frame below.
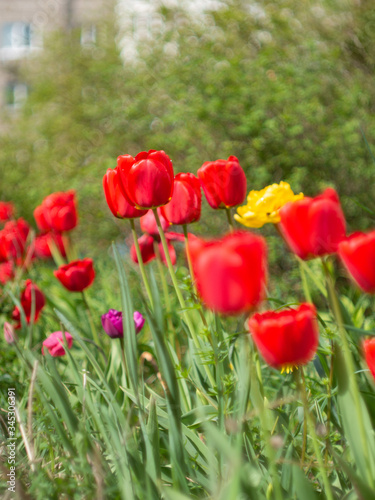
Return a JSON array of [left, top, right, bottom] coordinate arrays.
[[1, 0, 375, 254]]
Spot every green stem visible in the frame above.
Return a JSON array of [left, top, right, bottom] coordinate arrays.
[[183, 224, 195, 283], [154, 242, 174, 337], [325, 341, 334, 466], [225, 207, 234, 232], [183, 224, 208, 328], [130, 219, 154, 308], [119, 336, 128, 389], [81, 291, 101, 349], [153, 209, 216, 386], [298, 258, 312, 303], [322, 260, 373, 487], [298, 369, 334, 500]]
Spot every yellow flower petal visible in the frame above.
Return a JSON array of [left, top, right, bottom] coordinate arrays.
[[235, 181, 304, 229]]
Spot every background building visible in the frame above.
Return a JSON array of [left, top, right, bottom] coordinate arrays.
[[0, 0, 106, 109]]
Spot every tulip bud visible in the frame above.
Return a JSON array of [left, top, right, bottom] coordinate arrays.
[[42, 331, 73, 357], [279, 188, 346, 260], [248, 303, 319, 371], [338, 231, 375, 293], [103, 167, 148, 219], [4, 322, 16, 344], [101, 309, 145, 338], [39, 191, 78, 232], [161, 173, 201, 225], [198, 156, 247, 209], [12, 279, 45, 329], [189, 231, 267, 314], [117, 150, 174, 209], [54, 258, 95, 292]]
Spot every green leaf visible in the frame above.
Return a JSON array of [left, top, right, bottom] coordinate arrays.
[[334, 343, 375, 485], [113, 243, 139, 393], [291, 465, 318, 500]]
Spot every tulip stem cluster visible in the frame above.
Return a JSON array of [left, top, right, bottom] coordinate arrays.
[[322, 260, 374, 488], [182, 224, 195, 284], [130, 219, 154, 308], [297, 368, 334, 500], [152, 208, 216, 387]]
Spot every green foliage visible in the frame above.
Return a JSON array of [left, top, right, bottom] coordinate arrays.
[[2, 247, 375, 499]]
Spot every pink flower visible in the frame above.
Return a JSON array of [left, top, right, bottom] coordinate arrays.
[[42, 331, 73, 357]]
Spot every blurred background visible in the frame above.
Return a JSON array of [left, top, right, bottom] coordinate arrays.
[[0, 0, 374, 270]]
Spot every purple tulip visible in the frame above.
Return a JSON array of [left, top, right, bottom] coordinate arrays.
[[101, 309, 145, 339]]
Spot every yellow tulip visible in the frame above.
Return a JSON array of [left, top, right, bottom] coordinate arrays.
[[234, 181, 304, 228]]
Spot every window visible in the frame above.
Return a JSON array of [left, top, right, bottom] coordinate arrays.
[[5, 82, 28, 109], [80, 25, 96, 46], [2, 23, 32, 48], [1, 23, 40, 61]]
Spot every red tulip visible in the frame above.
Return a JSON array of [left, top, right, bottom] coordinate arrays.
[[54, 258, 95, 292], [0, 201, 14, 222], [103, 167, 148, 219], [34, 205, 51, 232], [363, 338, 375, 381], [248, 303, 319, 371], [279, 188, 346, 260], [42, 331, 73, 357], [117, 150, 174, 209], [140, 208, 169, 237], [197, 156, 247, 209], [130, 234, 177, 265], [39, 191, 78, 232], [338, 231, 375, 293], [161, 173, 201, 225], [0, 261, 14, 285], [34, 232, 66, 260], [12, 279, 45, 329], [189, 231, 267, 314], [0, 218, 30, 261]]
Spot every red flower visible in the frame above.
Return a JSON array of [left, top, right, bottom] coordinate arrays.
[[42, 331, 73, 357], [189, 231, 267, 314], [248, 303, 319, 371], [130, 233, 177, 266], [161, 173, 201, 225], [0, 218, 30, 261], [37, 191, 78, 232], [34, 205, 51, 232], [117, 150, 174, 209], [12, 279, 45, 329], [338, 231, 375, 293], [197, 156, 247, 209], [33, 232, 66, 260], [0, 261, 14, 285], [103, 167, 148, 219], [54, 258, 95, 292], [279, 188, 346, 260], [363, 338, 375, 381], [0, 201, 14, 222]]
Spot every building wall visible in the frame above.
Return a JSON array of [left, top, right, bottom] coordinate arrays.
[[0, 0, 107, 109]]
